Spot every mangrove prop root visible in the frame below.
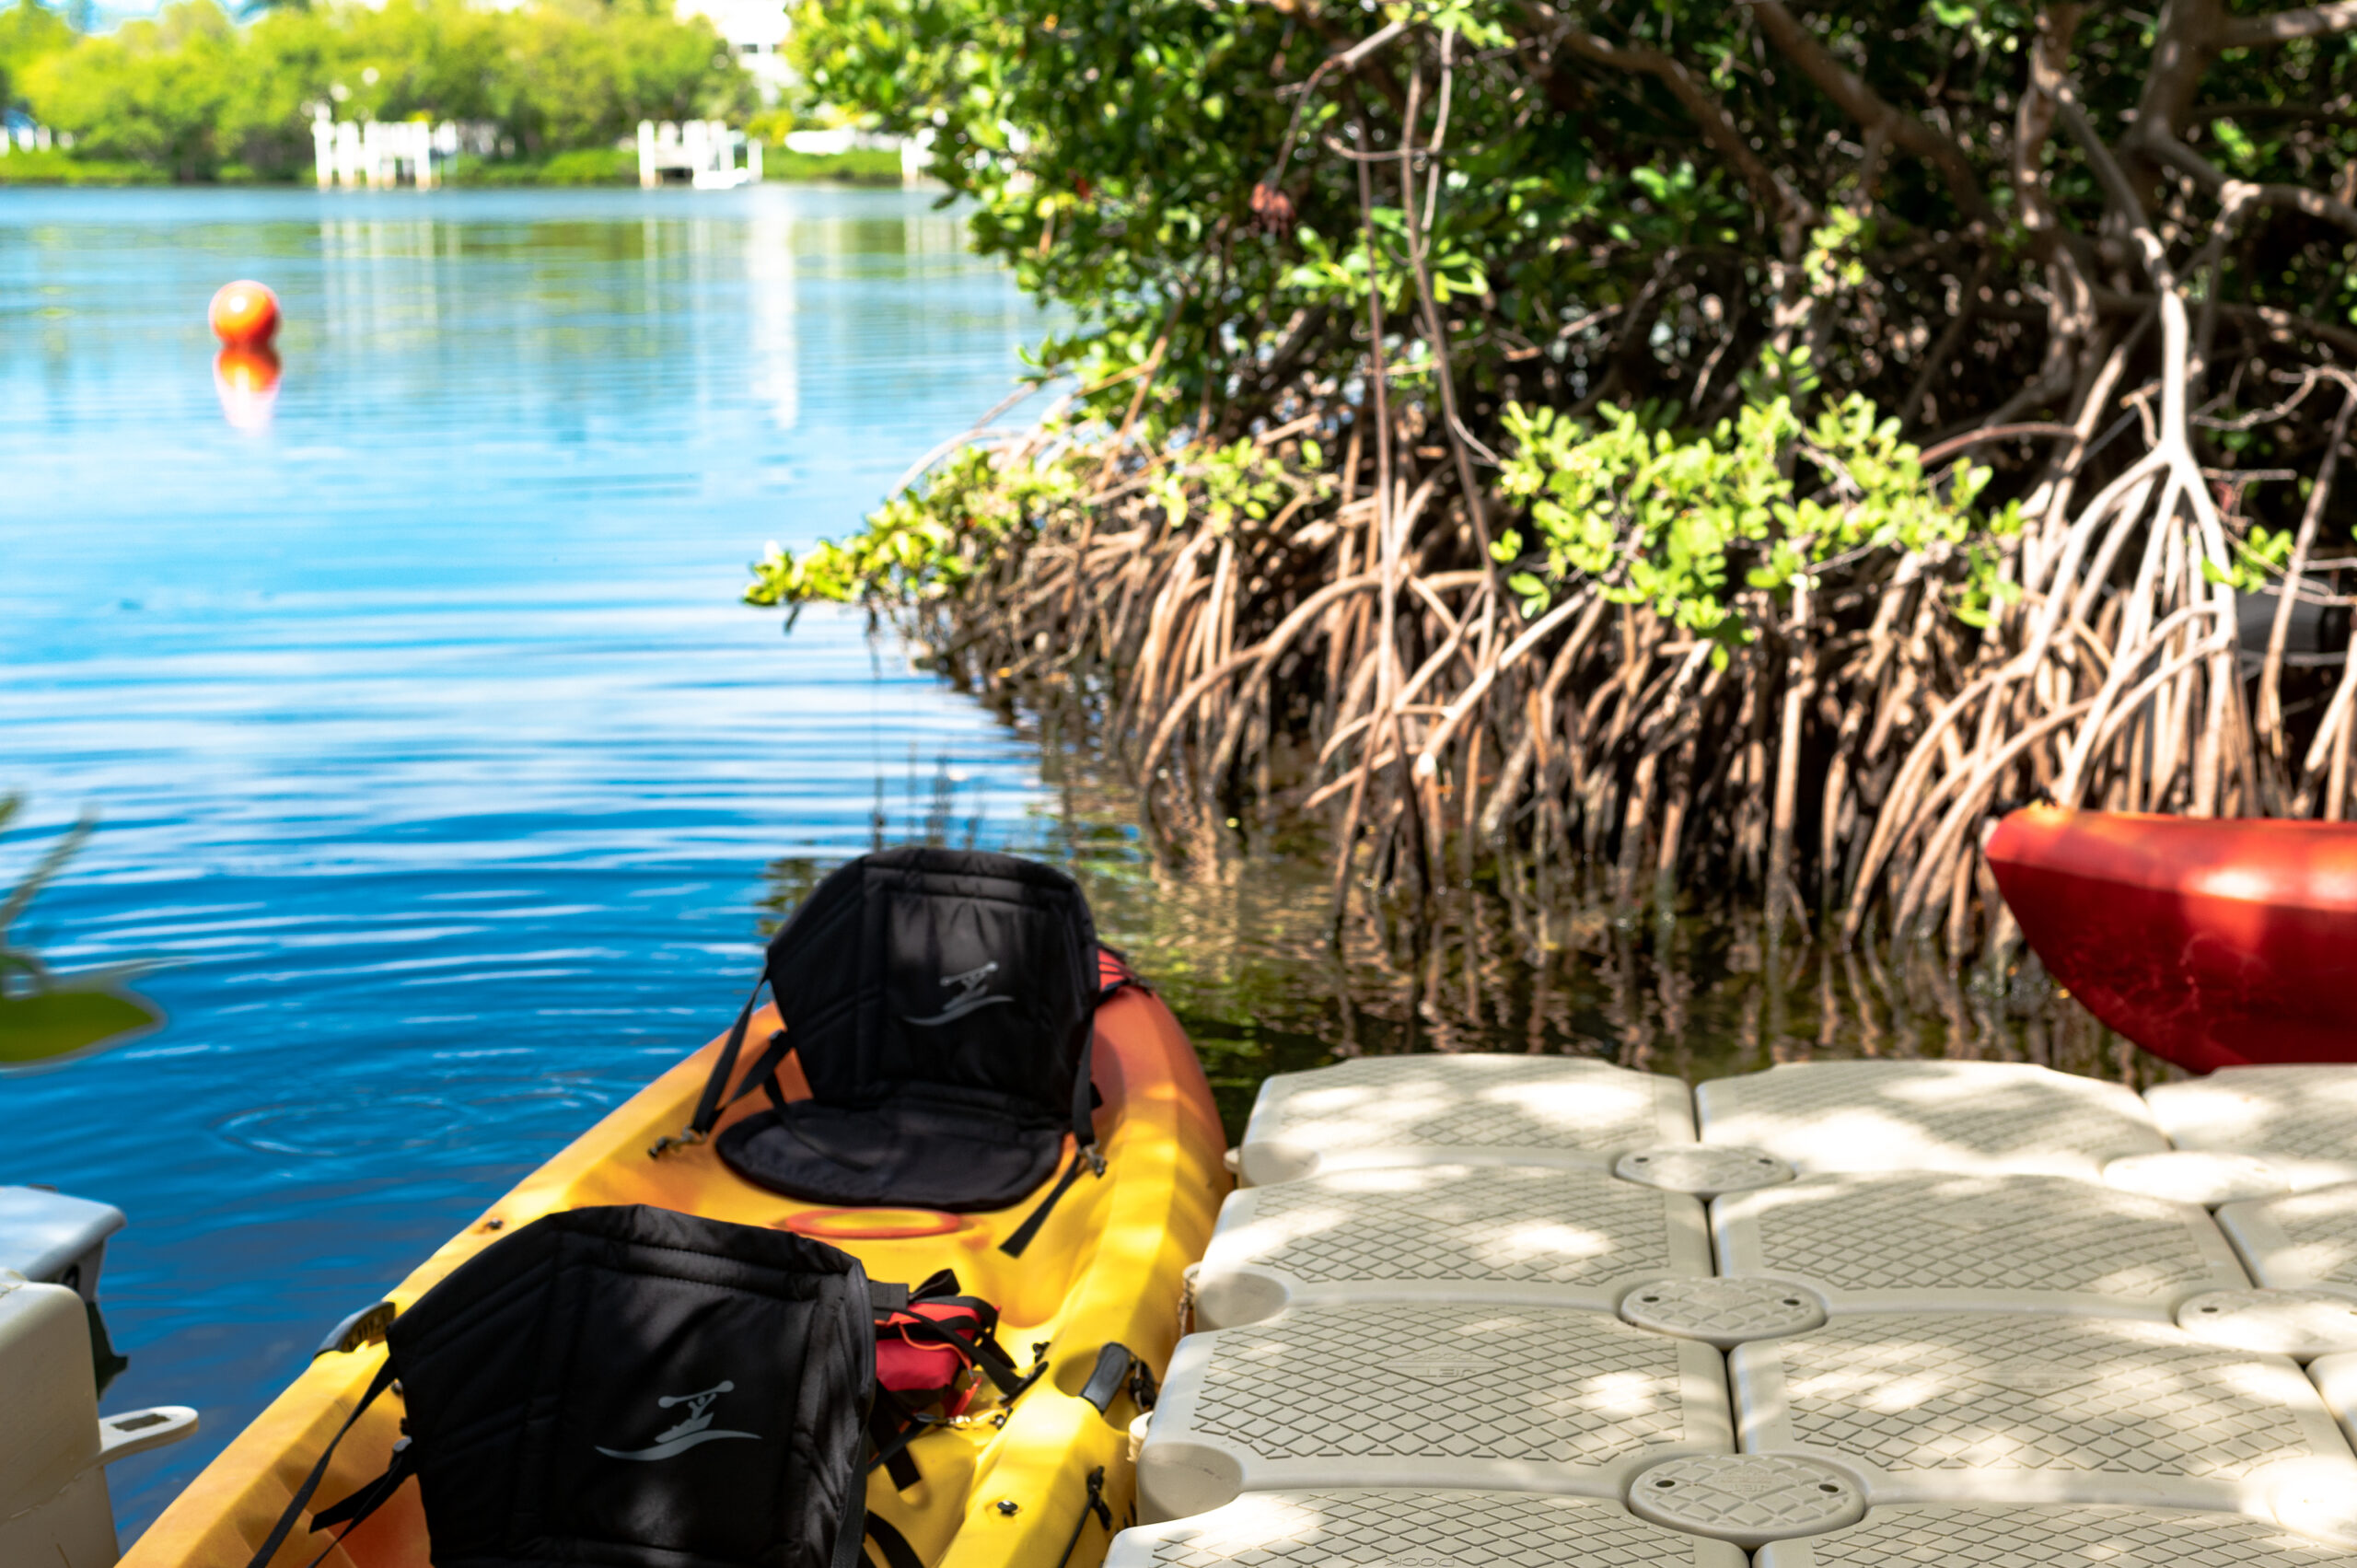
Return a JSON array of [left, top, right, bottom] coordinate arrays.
[[829, 22, 2357, 970]]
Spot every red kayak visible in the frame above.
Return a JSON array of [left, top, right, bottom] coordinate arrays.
[[1985, 806, 2357, 1073]]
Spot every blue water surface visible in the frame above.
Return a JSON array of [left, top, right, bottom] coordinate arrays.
[[0, 185, 1063, 1537]]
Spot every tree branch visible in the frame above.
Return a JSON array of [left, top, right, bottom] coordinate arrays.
[[2054, 87, 2180, 292], [2141, 124, 2357, 238], [1747, 0, 1993, 225], [2221, 1, 2357, 47], [2133, 0, 2228, 148], [2222, 302, 2357, 358], [1546, 20, 1816, 229]]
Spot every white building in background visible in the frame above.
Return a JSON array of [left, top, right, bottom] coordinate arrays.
[[681, 0, 792, 101], [311, 108, 498, 189], [638, 120, 761, 188], [0, 109, 65, 153]]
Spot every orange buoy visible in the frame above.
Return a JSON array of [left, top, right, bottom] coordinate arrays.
[[213, 344, 282, 430], [208, 280, 280, 347]]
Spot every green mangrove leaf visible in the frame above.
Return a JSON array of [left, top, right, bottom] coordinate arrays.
[[0, 988, 164, 1066]]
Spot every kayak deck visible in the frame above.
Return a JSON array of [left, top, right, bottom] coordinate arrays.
[[123, 980, 1225, 1568], [1119, 1056, 2357, 1565]]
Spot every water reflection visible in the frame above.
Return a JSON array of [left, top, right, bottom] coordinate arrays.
[[763, 697, 2155, 1142], [211, 345, 281, 429]]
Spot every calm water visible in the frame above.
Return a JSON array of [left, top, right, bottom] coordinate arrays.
[[0, 186, 1070, 1535]]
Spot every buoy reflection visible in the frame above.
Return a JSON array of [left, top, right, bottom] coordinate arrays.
[[214, 345, 282, 430]]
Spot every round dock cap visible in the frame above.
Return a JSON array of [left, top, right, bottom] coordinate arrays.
[[1615, 1145, 1794, 1196], [1626, 1455, 1864, 1547], [2103, 1151, 2290, 1206], [1619, 1277, 1827, 1347], [2177, 1289, 2357, 1360]]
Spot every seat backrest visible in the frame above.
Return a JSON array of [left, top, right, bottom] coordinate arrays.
[[763, 848, 1099, 1126], [246, 1205, 873, 1568]]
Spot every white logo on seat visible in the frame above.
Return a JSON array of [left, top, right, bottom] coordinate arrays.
[[596, 1382, 761, 1461], [903, 960, 1014, 1027]]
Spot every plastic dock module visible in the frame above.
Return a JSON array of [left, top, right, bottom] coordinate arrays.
[[2218, 1185, 2357, 1299], [1234, 1054, 1694, 1186], [2146, 1069, 2357, 1191], [2177, 1291, 2357, 1361], [1712, 1171, 2249, 1320], [1102, 1489, 1747, 1568], [1615, 1145, 1796, 1197], [1728, 1311, 2357, 1522], [1695, 1060, 2166, 1179], [2103, 1151, 2294, 1207], [1191, 1163, 1712, 1329], [1753, 1504, 2357, 1568], [1620, 1277, 1829, 1348], [1135, 1299, 1733, 1522], [2314, 1353, 2357, 1454], [1625, 1454, 1866, 1547]]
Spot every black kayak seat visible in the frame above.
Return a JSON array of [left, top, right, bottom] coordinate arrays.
[[696, 848, 1104, 1214]]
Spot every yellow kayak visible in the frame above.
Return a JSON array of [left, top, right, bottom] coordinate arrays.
[[122, 957, 1227, 1568]]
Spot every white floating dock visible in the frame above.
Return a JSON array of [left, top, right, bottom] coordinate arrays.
[[2146, 1068, 2357, 1191], [2178, 1290, 2357, 1360], [1105, 1489, 1746, 1568], [1696, 1060, 2167, 1179], [1713, 1170, 2248, 1319], [1754, 1504, 2357, 1568], [1235, 1054, 1694, 1185], [2315, 1353, 2357, 1453], [1192, 1162, 1711, 1329], [1120, 1053, 2357, 1561], [1728, 1309, 2356, 1515], [2220, 1184, 2357, 1298], [1625, 1454, 1865, 1546], [1138, 1299, 1732, 1521]]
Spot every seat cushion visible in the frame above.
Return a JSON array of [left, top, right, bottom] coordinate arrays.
[[715, 1090, 1066, 1212]]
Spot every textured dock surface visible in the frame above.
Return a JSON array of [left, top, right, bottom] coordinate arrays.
[[1129, 1058, 2357, 1562]]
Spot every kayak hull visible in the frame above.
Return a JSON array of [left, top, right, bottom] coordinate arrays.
[[1985, 806, 2357, 1073], [121, 974, 1227, 1568]]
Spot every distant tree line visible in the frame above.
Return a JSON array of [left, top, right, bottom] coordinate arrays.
[[0, 0, 752, 181]]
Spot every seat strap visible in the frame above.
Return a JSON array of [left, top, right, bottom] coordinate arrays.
[[863, 1514, 926, 1568], [242, 1360, 397, 1568], [731, 1027, 797, 1116], [1051, 1467, 1111, 1568], [999, 1029, 1100, 1259], [906, 1269, 959, 1302], [830, 1483, 869, 1568], [652, 974, 769, 1156], [307, 1438, 414, 1533], [864, 1396, 928, 1491]]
